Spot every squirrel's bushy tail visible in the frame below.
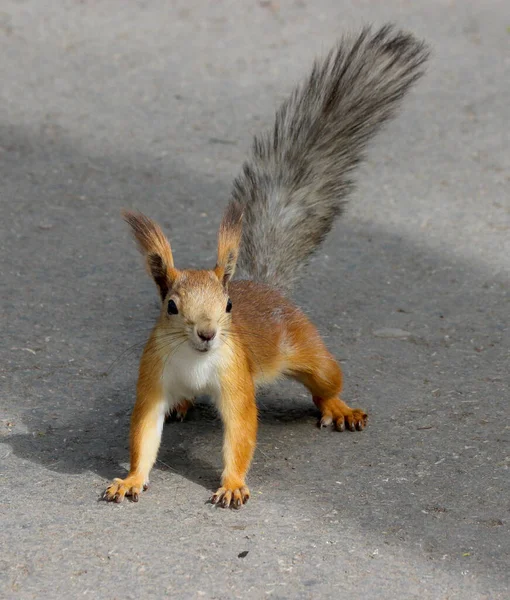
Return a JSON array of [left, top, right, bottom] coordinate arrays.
[[230, 24, 429, 292]]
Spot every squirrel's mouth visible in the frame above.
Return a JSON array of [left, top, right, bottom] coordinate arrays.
[[189, 332, 219, 354], [189, 340, 211, 353]]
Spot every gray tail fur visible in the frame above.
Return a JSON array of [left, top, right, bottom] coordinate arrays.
[[230, 24, 429, 292]]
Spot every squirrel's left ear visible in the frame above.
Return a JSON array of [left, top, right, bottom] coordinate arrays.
[[214, 201, 243, 288]]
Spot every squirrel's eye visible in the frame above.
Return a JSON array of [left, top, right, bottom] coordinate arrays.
[[226, 298, 232, 313], [167, 299, 179, 315]]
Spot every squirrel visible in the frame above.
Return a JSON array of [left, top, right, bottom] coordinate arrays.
[[104, 25, 429, 508]]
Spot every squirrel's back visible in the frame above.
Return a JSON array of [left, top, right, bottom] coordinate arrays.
[[230, 24, 429, 292], [229, 279, 338, 386]]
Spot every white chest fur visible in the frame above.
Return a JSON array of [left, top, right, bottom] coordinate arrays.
[[162, 342, 224, 406]]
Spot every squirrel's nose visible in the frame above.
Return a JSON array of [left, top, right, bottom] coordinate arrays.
[[197, 329, 216, 342]]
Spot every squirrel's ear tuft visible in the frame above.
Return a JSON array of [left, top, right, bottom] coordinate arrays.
[[122, 210, 178, 300], [214, 201, 243, 288]]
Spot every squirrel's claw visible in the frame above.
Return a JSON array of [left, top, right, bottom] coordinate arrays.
[[103, 475, 146, 503], [343, 409, 368, 432], [317, 402, 367, 432], [211, 486, 250, 509]]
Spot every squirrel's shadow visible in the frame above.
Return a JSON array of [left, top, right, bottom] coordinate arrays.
[[6, 384, 319, 493]]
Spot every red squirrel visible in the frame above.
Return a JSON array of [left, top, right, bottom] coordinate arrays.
[[104, 25, 429, 508]]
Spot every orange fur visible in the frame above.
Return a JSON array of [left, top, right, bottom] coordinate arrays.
[[104, 211, 367, 508], [212, 345, 257, 508], [214, 201, 243, 287], [104, 334, 166, 502]]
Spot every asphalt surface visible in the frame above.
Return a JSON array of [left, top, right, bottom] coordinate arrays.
[[1, 1, 509, 598]]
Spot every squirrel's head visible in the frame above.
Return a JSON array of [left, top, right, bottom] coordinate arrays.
[[123, 202, 243, 354]]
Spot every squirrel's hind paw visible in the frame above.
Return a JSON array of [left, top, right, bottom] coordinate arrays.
[[316, 398, 368, 432], [165, 399, 194, 423]]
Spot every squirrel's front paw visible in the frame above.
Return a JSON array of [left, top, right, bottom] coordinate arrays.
[[211, 485, 250, 509], [103, 475, 147, 503]]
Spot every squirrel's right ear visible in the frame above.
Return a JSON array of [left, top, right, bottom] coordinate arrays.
[[215, 201, 243, 288], [122, 210, 178, 300]]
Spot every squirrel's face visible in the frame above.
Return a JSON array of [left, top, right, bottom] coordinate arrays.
[[162, 270, 232, 354], [123, 202, 243, 355]]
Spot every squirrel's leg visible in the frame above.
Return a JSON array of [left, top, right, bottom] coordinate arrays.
[[165, 398, 194, 422], [104, 352, 167, 503], [287, 345, 367, 432], [211, 376, 257, 508]]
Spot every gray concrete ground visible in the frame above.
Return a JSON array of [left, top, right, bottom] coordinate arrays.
[[1, 1, 509, 598]]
